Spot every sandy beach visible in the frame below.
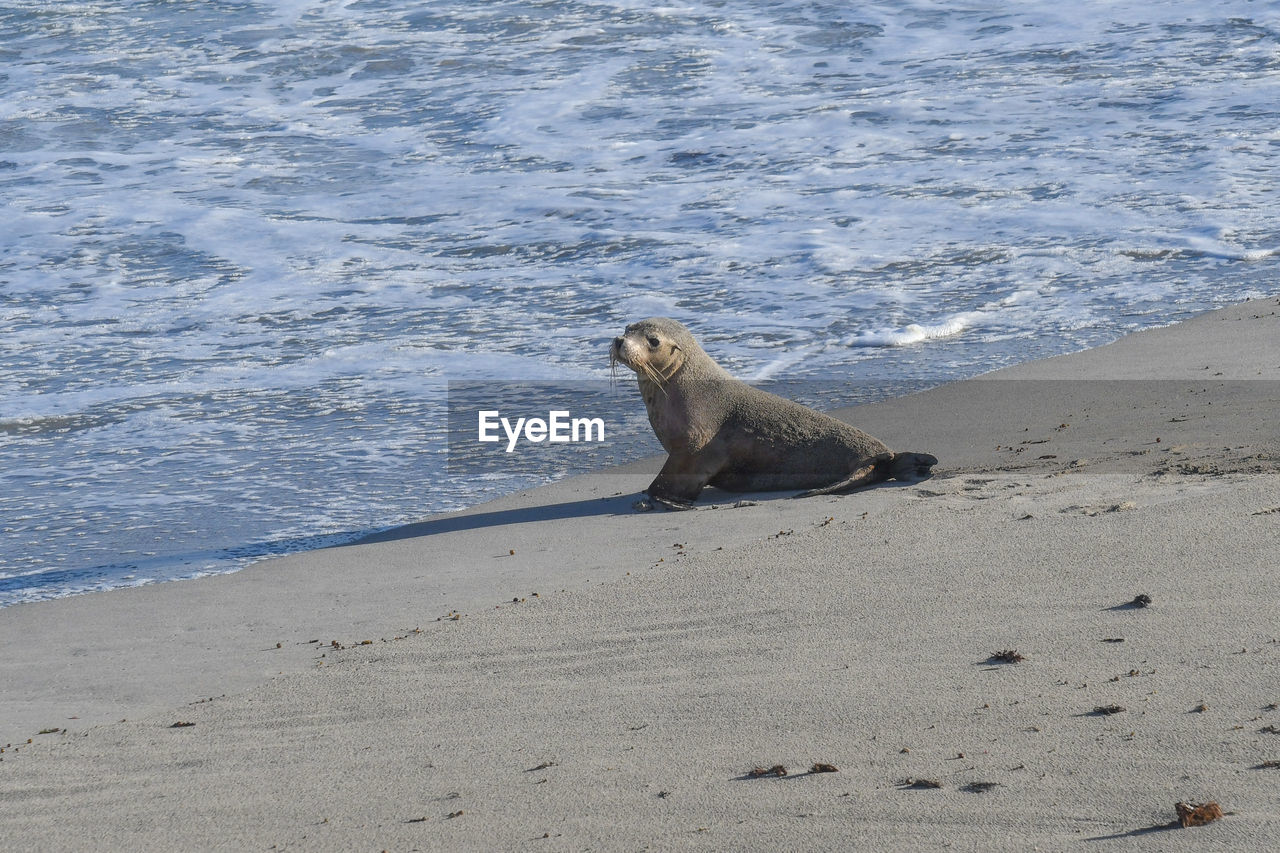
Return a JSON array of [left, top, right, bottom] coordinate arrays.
[[2, 298, 1278, 851]]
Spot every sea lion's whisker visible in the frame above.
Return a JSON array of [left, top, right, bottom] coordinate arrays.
[[642, 362, 667, 394]]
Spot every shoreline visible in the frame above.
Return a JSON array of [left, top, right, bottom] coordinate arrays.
[[0, 296, 1261, 610], [2, 297, 1278, 849], [3, 295, 1260, 613]]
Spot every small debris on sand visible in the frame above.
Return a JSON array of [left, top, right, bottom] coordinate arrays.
[[1130, 594, 1152, 608], [810, 763, 839, 774], [747, 765, 788, 778], [1175, 801, 1222, 827], [988, 650, 1025, 664], [1091, 705, 1125, 716]]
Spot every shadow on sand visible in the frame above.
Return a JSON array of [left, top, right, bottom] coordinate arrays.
[[354, 493, 641, 545]]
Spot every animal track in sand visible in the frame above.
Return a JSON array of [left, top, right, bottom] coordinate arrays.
[[1060, 501, 1137, 516], [899, 778, 943, 790], [917, 478, 1027, 502], [962, 782, 1000, 794]]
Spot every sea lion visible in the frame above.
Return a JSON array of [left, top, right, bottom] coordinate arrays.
[[610, 317, 937, 508]]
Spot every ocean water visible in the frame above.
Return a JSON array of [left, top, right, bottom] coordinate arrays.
[[2, 1, 1277, 605]]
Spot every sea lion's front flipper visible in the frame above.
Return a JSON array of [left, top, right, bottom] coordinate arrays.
[[644, 447, 726, 507], [648, 494, 695, 511]]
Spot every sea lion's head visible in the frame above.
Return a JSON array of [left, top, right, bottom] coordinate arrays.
[[610, 318, 696, 387]]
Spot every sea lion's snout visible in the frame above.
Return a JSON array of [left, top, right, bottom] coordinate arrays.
[[611, 334, 634, 371]]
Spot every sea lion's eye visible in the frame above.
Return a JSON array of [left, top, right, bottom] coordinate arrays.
[[647, 336, 660, 348]]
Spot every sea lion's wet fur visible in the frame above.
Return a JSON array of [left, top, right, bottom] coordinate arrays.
[[611, 317, 937, 507]]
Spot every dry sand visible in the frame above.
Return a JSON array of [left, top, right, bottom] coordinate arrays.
[[2, 298, 1278, 851]]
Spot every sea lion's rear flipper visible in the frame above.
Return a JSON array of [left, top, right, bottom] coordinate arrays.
[[794, 453, 892, 497], [888, 451, 937, 481]]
